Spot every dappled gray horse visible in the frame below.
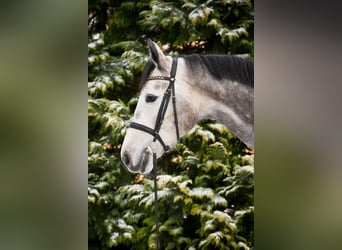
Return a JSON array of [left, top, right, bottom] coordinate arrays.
[[121, 38, 253, 174]]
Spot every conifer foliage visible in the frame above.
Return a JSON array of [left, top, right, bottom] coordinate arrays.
[[88, 0, 254, 249]]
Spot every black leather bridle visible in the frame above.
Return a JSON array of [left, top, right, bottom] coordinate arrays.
[[128, 57, 180, 152], [128, 57, 180, 249]]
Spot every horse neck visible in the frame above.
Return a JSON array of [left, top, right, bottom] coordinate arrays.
[[178, 58, 254, 149]]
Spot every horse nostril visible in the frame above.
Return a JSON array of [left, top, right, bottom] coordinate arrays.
[[122, 151, 131, 166]]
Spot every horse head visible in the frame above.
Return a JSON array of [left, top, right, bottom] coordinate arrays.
[[120, 38, 195, 174]]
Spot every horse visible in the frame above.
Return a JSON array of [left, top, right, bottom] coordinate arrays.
[[121, 37, 254, 174]]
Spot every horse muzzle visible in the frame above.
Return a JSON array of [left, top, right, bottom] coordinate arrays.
[[121, 146, 153, 174]]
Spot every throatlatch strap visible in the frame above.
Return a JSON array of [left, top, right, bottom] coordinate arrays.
[[170, 57, 179, 140]]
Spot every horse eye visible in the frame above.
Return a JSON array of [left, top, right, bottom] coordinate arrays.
[[145, 94, 158, 103]]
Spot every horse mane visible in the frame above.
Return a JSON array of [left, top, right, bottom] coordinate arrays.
[[139, 54, 254, 90], [183, 54, 254, 88]]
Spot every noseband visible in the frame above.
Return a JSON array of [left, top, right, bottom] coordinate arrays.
[[128, 57, 180, 152]]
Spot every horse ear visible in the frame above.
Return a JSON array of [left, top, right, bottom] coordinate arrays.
[[143, 36, 167, 69]]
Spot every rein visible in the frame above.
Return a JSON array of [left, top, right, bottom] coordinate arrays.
[[128, 57, 180, 249], [152, 153, 159, 249]]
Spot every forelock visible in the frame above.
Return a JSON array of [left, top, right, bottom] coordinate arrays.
[[139, 60, 156, 90]]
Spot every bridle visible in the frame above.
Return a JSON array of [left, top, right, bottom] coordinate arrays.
[[128, 57, 180, 151], [128, 57, 179, 249]]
